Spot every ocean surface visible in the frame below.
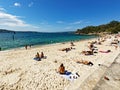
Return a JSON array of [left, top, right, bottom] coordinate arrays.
[[0, 32, 97, 50]]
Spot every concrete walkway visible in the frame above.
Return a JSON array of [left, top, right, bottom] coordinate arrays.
[[93, 54, 120, 90]]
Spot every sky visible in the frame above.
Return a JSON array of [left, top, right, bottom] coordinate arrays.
[[0, 0, 120, 32]]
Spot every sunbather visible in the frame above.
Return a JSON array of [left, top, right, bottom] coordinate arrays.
[[89, 43, 94, 50], [58, 63, 65, 74], [40, 52, 44, 58], [34, 52, 41, 61], [59, 47, 72, 52], [81, 50, 93, 55], [76, 60, 93, 66]]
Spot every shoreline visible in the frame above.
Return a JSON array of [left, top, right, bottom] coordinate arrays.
[[0, 36, 98, 52]]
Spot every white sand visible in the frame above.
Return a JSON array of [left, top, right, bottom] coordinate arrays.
[[0, 36, 120, 90]]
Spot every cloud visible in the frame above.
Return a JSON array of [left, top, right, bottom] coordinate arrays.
[[14, 2, 21, 7], [70, 20, 82, 25], [0, 12, 28, 27], [0, 10, 40, 31], [28, 2, 34, 7], [56, 21, 64, 24]]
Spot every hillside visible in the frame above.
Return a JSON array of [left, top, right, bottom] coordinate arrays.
[[76, 20, 120, 35], [0, 29, 14, 33]]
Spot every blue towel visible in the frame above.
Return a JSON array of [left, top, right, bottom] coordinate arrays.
[[34, 57, 41, 61]]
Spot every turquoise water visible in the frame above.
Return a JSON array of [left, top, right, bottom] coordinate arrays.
[[0, 32, 97, 50]]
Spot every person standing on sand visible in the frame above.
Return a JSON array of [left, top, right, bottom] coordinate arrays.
[[29, 45, 32, 48], [0, 47, 1, 51], [25, 45, 27, 50]]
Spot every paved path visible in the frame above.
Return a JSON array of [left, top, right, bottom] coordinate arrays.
[[93, 54, 120, 90]]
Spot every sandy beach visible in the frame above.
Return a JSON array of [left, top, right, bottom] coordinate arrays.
[[0, 35, 120, 90]]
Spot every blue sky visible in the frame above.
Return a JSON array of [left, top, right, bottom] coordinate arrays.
[[0, 0, 120, 32]]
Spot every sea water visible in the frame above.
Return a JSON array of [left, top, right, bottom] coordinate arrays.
[[0, 32, 96, 50]]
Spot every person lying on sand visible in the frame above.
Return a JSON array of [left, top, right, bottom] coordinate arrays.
[[111, 41, 119, 45], [75, 60, 93, 66], [81, 50, 93, 55], [58, 63, 65, 74], [59, 47, 72, 52]]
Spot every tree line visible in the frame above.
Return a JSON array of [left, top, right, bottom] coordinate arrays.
[[76, 20, 120, 35]]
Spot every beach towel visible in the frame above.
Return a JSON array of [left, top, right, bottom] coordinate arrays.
[[99, 50, 111, 53], [60, 71, 80, 81], [33, 57, 41, 61]]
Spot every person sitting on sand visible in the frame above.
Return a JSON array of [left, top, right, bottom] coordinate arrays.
[[70, 42, 75, 46], [97, 41, 102, 45], [35, 52, 41, 60], [40, 52, 44, 58], [35, 52, 39, 57], [58, 63, 65, 74], [89, 43, 94, 50], [76, 60, 93, 66]]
